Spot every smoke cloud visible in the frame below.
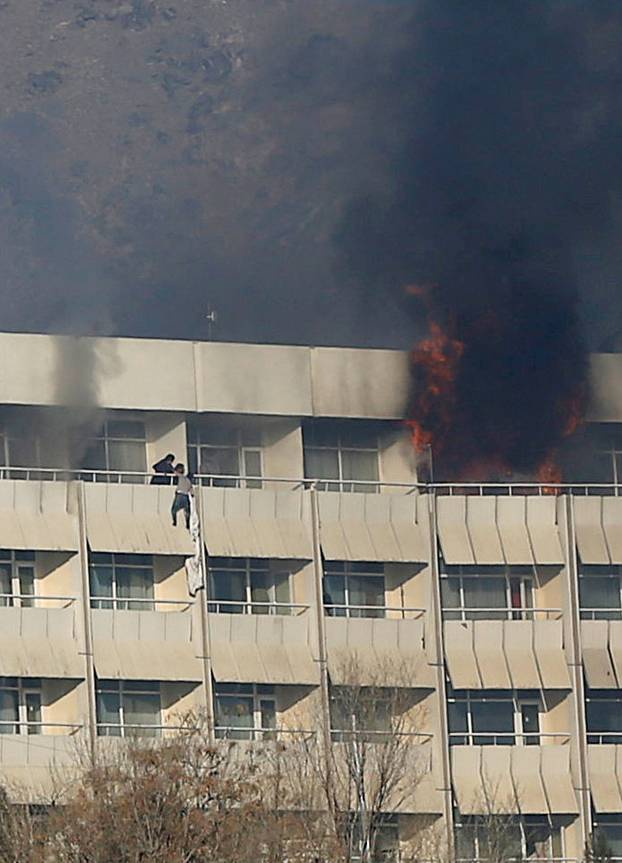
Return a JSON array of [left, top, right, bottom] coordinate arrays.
[[0, 0, 621, 366]]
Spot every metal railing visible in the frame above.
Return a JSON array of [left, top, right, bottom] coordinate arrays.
[[449, 732, 571, 746], [214, 726, 316, 742], [580, 608, 622, 620], [587, 731, 622, 744], [330, 729, 433, 743], [207, 599, 309, 616], [1, 465, 622, 497], [96, 722, 195, 738], [90, 596, 193, 611], [0, 721, 83, 735], [325, 604, 425, 620], [0, 594, 76, 609], [443, 607, 562, 622]]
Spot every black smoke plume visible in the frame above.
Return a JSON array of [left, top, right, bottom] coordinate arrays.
[[338, 0, 622, 477]]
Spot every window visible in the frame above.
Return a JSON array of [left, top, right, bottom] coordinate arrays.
[[89, 553, 154, 610], [330, 687, 392, 742], [303, 420, 380, 493], [0, 678, 42, 735], [187, 423, 262, 488], [455, 814, 563, 861], [580, 565, 622, 620], [586, 689, 622, 743], [347, 813, 399, 863], [448, 690, 541, 746], [0, 550, 35, 608], [81, 420, 147, 481], [0, 419, 42, 478], [592, 815, 622, 860], [324, 561, 385, 618], [96, 680, 161, 737], [579, 424, 622, 487], [208, 558, 291, 614], [441, 564, 534, 621], [213, 683, 276, 740]]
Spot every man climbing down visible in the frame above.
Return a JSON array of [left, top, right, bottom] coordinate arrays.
[[171, 463, 193, 529]]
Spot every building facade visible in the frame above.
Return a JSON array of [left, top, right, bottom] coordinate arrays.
[[0, 332, 621, 860]]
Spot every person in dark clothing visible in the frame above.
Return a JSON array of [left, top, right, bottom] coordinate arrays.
[[151, 453, 176, 485], [171, 463, 193, 529]]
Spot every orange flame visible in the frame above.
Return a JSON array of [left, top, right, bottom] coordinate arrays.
[[406, 320, 464, 454]]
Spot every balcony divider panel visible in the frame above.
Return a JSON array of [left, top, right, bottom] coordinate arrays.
[[587, 745, 622, 812]]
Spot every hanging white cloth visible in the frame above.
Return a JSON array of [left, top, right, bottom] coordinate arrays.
[[184, 495, 204, 597]]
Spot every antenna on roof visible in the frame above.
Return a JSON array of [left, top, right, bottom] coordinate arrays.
[[205, 306, 218, 341]]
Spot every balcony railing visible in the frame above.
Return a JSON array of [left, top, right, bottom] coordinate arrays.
[[0, 466, 621, 497], [325, 604, 425, 620], [214, 726, 316, 742], [449, 732, 571, 746], [443, 607, 562, 622], [207, 599, 309, 616], [90, 596, 193, 611], [581, 608, 622, 620], [96, 722, 194, 738], [0, 721, 83, 735], [330, 729, 433, 743], [0, 594, 76, 609], [587, 731, 622, 744]]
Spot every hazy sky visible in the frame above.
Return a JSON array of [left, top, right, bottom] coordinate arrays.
[[1, 0, 621, 349]]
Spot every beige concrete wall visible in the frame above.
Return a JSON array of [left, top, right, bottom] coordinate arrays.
[[36, 552, 80, 603], [153, 555, 189, 608], [385, 563, 428, 614], [42, 679, 82, 735], [380, 428, 419, 487], [145, 413, 187, 470], [261, 419, 304, 483], [310, 347, 409, 419], [277, 685, 320, 731], [161, 682, 203, 728]]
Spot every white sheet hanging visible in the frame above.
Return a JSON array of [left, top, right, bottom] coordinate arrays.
[[185, 496, 204, 596]]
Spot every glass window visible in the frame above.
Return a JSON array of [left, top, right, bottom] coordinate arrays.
[[0, 678, 43, 735], [96, 680, 161, 738], [593, 817, 622, 859], [89, 553, 154, 611], [330, 688, 392, 740], [448, 691, 542, 747], [441, 564, 536, 621], [454, 816, 562, 862], [80, 419, 146, 482], [0, 551, 36, 608], [586, 690, 622, 743], [580, 566, 622, 620], [213, 683, 276, 740], [303, 420, 381, 493], [207, 558, 291, 615], [471, 700, 515, 746], [323, 562, 385, 618], [187, 422, 263, 489], [0, 687, 18, 735]]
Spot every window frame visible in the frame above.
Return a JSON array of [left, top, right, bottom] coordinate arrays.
[[187, 424, 263, 489], [323, 561, 386, 618], [0, 550, 36, 608], [303, 421, 381, 493], [0, 677, 42, 735], [89, 552, 155, 611], [207, 557, 291, 615], [95, 679, 161, 738], [80, 418, 147, 481], [441, 563, 535, 621], [448, 689, 542, 746], [585, 688, 622, 743], [454, 813, 564, 862], [579, 565, 622, 620], [213, 682, 277, 740]]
